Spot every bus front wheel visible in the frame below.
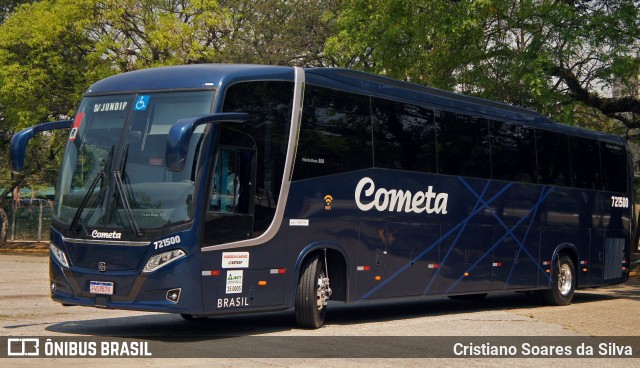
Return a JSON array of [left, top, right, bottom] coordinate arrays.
[[542, 255, 575, 306], [295, 254, 332, 329]]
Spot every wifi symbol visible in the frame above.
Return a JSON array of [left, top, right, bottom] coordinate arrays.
[[324, 195, 333, 210]]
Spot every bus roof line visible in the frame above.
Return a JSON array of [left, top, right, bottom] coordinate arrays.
[[306, 68, 546, 118]]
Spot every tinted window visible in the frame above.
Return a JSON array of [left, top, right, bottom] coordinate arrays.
[[372, 98, 437, 173], [438, 111, 491, 178], [490, 121, 537, 183], [600, 141, 628, 193], [293, 85, 372, 180], [570, 136, 602, 190], [221, 81, 294, 236], [536, 130, 571, 186]]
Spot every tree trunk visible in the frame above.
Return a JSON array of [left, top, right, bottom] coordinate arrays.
[[0, 205, 8, 243], [13, 185, 21, 206]]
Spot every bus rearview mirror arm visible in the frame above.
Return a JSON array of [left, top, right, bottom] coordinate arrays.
[[166, 112, 249, 172], [10, 120, 73, 174]]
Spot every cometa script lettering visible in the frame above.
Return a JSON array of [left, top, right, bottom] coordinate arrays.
[[91, 230, 123, 239], [355, 177, 449, 214]]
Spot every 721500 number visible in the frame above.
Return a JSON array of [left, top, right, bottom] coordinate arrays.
[[154, 235, 181, 250], [611, 196, 629, 208]]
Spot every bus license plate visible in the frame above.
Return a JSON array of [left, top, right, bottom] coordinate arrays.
[[89, 281, 114, 295]]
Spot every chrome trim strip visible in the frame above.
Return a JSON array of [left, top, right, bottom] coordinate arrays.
[[62, 237, 149, 247], [202, 66, 305, 252]]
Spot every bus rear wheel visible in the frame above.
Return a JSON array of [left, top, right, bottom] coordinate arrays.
[[295, 254, 332, 329], [542, 255, 575, 306]]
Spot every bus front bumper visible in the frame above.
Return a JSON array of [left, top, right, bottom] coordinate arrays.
[[49, 253, 204, 314]]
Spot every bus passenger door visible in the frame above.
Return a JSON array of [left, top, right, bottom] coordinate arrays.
[[203, 133, 257, 246]]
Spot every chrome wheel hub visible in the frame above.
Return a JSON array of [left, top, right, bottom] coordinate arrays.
[[316, 273, 332, 310], [558, 263, 573, 296]]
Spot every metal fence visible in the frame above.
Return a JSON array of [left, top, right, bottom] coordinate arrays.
[[2, 199, 53, 242]]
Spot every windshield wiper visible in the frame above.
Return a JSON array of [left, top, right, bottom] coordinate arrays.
[[69, 145, 114, 234], [112, 143, 143, 237]]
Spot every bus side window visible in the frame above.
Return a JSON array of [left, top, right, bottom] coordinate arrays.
[[437, 111, 491, 178], [570, 136, 602, 190], [490, 121, 536, 183], [600, 141, 627, 193], [372, 98, 437, 173], [536, 130, 571, 187], [293, 85, 372, 180], [221, 81, 294, 235]]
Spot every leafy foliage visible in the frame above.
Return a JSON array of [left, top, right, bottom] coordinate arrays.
[[217, 0, 340, 66], [0, 0, 35, 24], [326, 0, 640, 134]]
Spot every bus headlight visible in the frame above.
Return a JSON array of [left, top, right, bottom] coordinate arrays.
[[50, 243, 70, 268], [143, 249, 186, 273]]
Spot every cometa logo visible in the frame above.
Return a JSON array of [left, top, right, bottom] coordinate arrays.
[[91, 230, 123, 239], [355, 177, 449, 214]]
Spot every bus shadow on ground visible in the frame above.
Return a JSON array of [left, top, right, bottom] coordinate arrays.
[[323, 290, 619, 327], [44, 286, 634, 340]]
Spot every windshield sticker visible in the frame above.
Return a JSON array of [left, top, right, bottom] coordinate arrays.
[[69, 112, 84, 141], [134, 95, 150, 111], [93, 101, 128, 113]]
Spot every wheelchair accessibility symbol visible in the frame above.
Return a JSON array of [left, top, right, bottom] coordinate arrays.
[[134, 95, 150, 111]]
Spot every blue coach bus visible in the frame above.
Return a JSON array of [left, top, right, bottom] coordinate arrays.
[[11, 65, 632, 328]]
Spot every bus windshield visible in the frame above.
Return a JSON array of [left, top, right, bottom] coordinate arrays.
[[54, 91, 214, 232]]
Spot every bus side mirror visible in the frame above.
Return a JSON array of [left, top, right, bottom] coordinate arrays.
[[166, 112, 249, 172], [10, 120, 72, 174]]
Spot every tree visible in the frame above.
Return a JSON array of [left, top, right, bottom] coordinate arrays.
[[218, 0, 340, 66], [0, 0, 35, 24], [326, 0, 640, 134], [0, 0, 39, 183], [0, 0, 96, 193], [90, 0, 232, 70], [0, 0, 49, 241]]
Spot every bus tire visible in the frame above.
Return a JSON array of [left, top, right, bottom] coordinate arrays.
[[542, 255, 575, 306], [295, 254, 331, 329]]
